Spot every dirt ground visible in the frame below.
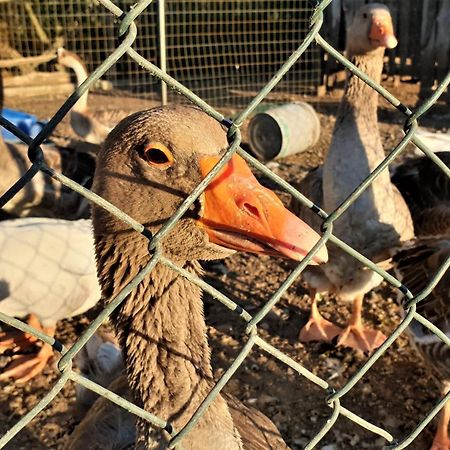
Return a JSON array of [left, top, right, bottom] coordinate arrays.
[[1, 78, 449, 450]]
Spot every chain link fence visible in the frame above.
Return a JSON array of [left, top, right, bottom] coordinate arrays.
[[0, 0, 449, 449], [0, 0, 322, 108]]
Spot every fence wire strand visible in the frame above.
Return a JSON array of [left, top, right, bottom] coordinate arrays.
[[0, 0, 449, 449]]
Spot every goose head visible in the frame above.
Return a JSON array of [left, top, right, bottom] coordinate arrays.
[[346, 3, 397, 56], [92, 105, 328, 265]]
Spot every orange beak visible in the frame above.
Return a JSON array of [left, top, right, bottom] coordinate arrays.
[[369, 16, 397, 49], [197, 154, 328, 265]]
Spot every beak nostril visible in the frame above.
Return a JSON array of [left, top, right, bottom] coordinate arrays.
[[242, 202, 261, 219]]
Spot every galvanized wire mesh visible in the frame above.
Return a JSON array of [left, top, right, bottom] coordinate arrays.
[[0, 0, 449, 449], [0, 0, 322, 107]]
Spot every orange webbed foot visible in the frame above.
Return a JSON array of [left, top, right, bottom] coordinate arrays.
[[337, 324, 386, 354], [299, 315, 342, 343], [0, 343, 53, 383], [299, 292, 342, 343], [0, 329, 38, 353]]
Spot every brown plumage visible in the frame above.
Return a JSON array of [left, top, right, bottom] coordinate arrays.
[[87, 105, 327, 449], [291, 3, 414, 353], [68, 333, 288, 450], [68, 332, 134, 450], [391, 153, 450, 450], [391, 151, 450, 236], [70, 374, 135, 450]]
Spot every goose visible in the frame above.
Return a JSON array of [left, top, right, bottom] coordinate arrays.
[[88, 104, 327, 449], [393, 238, 450, 450], [412, 128, 450, 155], [0, 66, 94, 220], [390, 151, 450, 236], [291, 3, 414, 353], [0, 218, 100, 382], [68, 334, 291, 450], [69, 373, 135, 450], [390, 152, 450, 450], [57, 47, 132, 145]]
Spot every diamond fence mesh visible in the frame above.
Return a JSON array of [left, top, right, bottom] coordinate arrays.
[[0, 0, 449, 449], [0, 0, 321, 108]]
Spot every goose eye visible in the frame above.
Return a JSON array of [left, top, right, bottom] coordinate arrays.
[[362, 12, 368, 18], [140, 142, 174, 169]]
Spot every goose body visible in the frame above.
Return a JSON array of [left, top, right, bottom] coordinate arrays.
[[391, 152, 450, 450], [413, 128, 450, 155], [292, 3, 414, 353], [0, 69, 94, 220], [0, 218, 100, 382], [89, 105, 327, 449], [69, 333, 290, 450], [391, 151, 450, 236], [393, 237, 450, 450], [0, 139, 94, 219], [57, 48, 132, 145]]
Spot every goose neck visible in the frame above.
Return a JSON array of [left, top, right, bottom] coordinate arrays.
[[95, 232, 230, 447], [340, 49, 385, 115], [69, 59, 89, 112]]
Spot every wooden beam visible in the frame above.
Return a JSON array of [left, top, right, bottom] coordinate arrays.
[[4, 82, 74, 99], [0, 51, 56, 68], [3, 71, 71, 87]]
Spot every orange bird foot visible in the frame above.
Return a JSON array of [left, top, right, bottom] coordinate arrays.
[[0, 329, 38, 354], [337, 324, 386, 353], [0, 344, 53, 383], [299, 315, 343, 343]]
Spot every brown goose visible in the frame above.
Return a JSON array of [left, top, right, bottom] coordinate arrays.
[[391, 152, 450, 450], [69, 373, 135, 450], [291, 3, 414, 353], [68, 331, 300, 450], [65, 331, 134, 449], [391, 151, 450, 236], [0, 67, 94, 219], [393, 239, 450, 450], [88, 105, 327, 449], [57, 48, 131, 145]]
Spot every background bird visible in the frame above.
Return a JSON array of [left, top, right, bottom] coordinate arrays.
[[291, 3, 413, 353], [57, 47, 134, 145], [0, 59, 95, 220], [391, 150, 450, 450], [0, 218, 99, 382]]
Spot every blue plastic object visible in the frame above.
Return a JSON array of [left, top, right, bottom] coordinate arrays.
[[1, 108, 47, 143]]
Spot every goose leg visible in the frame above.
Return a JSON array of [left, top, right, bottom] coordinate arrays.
[[0, 314, 40, 353], [0, 319, 55, 383], [430, 387, 450, 450], [337, 294, 386, 353], [299, 290, 342, 343]]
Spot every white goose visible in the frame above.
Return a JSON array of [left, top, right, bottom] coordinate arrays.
[[0, 218, 100, 382]]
